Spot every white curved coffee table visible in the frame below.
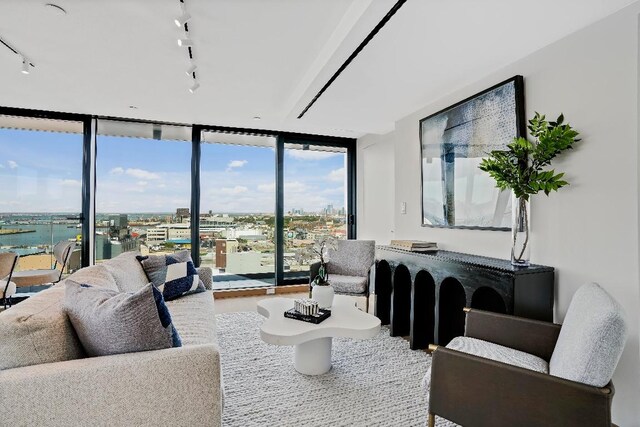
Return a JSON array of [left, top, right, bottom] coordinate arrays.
[[257, 295, 381, 375]]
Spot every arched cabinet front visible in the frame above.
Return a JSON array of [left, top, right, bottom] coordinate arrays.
[[437, 277, 467, 346], [390, 264, 411, 337], [410, 270, 436, 349]]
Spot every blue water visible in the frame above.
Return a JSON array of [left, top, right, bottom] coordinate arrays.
[[0, 224, 81, 251]]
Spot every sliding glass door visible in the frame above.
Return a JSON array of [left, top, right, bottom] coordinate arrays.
[[200, 131, 277, 289], [283, 143, 348, 278], [0, 115, 84, 281], [95, 120, 192, 262]]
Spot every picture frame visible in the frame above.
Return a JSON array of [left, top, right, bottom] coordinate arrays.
[[419, 75, 525, 230]]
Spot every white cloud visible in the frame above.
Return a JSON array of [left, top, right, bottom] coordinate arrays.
[[7, 160, 18, 169], [257, 182, 308, 193], [285, 181, 308, 193], [287, 151, 339, 161], [226, 160, 248, 172], [109, 167, 124, 175], [125, 168, 161, 180], [60, 179, 82, 188], [221, 186, 248, 195], [257, 183, 275, 193], [327, 167, 345, 182], [136, 181, 148, 187]]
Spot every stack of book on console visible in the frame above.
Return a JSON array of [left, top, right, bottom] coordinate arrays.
[[390, 240, 438, 252], [284, 299, 331, 324]]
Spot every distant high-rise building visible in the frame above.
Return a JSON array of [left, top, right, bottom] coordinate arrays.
[[176, 208, 190, 222]]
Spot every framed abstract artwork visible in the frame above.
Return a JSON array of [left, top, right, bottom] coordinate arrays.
[[420, 75, 525, 230]]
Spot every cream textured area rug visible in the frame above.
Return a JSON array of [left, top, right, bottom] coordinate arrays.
[[216, 311, 455, 427]]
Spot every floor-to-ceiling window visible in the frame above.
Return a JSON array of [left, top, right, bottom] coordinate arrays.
[[95, 120, 192, 262], [0, 108, 355, 290], [0, 114, 84, 279], [200, 131, 277, 289], [283, 143, 348, 277]]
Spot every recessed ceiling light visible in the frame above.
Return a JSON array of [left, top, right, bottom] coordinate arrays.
[[21, 58, 30, 75], [177, 38, 193, 47], [128, 105, 138, 109], [253, 116, 261, 121], [186, 64, 197, 76], [45, 3, 67, 15], [174, 12, 191, 28], [189, 82, 200, 93]]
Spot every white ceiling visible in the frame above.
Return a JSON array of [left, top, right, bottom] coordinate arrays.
[[0, 0, 636, 138]]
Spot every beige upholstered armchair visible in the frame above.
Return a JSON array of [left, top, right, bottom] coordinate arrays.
[[425, 283, 628, 427], [0, 252, 19, 309], [12, 240, 76, 289], [310, 239, 375, 312]]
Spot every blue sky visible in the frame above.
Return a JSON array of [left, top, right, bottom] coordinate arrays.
[[0, 128, 346, 214]]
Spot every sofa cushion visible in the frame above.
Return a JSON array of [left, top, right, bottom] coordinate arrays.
[[167, 291, 217, 347], [0, 285, 85, 370], [63, 281, 181, 357], [63, 265, 118, 291], [327, 240, 375, 277], [549, 283, 628, 387], [100, 251, 150, 293], [328, 274, 368, 294], [422, 336, 548, 392], [137, 251, 205, 301]]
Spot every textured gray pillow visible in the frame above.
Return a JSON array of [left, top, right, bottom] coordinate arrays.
[[63, 280, 181, 357], [549, 282, 628, 387]]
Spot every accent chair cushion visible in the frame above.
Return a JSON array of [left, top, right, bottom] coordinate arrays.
[[1, 280, 16, 299], [549, 282, 628, 387], [327, 239, 375, 277], [0, 285, 85, 370], [328, 274, 368, 295], [101, 251, 150, 293], [137, 251, 205, 301], [63, 281, 181, 357], [422, 336, 548, 391]]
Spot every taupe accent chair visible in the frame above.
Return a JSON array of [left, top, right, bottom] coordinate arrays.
[[425, 282, 628, 427], [0, 252, 19, 308], [310, 240, 375, 312], [12, 241, 76, 288]]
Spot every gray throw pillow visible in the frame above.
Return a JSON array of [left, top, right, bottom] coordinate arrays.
[[63, 280, 181, 357]]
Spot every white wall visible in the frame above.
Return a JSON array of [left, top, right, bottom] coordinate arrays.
[[357, 4, 640, 425], [357, 132, 395, 244]]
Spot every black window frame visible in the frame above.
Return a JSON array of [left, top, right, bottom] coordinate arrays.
[[0, 106, 357, 285]]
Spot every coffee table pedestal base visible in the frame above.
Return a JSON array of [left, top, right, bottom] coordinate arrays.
[[294, 337, 332, 375]]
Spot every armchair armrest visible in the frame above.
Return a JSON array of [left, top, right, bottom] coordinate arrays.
[[0, 344, 223, 426], [430, 347, 614, 427], [465, 309, 562, 361], [197, 266, 213, 290]]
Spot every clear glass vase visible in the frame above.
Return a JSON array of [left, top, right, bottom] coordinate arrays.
[[511, 194, 530, 267]]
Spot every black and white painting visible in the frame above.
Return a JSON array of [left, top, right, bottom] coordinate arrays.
[[420, 76, 525, 230]]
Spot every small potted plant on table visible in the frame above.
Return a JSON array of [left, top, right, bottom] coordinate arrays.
[[310, 236, 337, 308]]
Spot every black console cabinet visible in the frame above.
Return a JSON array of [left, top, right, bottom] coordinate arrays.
[[374, 246, 554, 349]]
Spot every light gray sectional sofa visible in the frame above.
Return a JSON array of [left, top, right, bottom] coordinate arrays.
[[0, 252, 223, 427]]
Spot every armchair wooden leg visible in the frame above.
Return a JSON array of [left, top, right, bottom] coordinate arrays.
[[427, 413, 435, 427]]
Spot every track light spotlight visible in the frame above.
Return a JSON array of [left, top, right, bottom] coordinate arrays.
[[174, 12, 191, 27], [177, 38, 193, 47], [186, 64, 197, 76], [189, 82, 200, 93], [21, 57, 30, 74]]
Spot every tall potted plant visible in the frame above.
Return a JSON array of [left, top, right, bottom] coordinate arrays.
[[479, 113, 580, 266]]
